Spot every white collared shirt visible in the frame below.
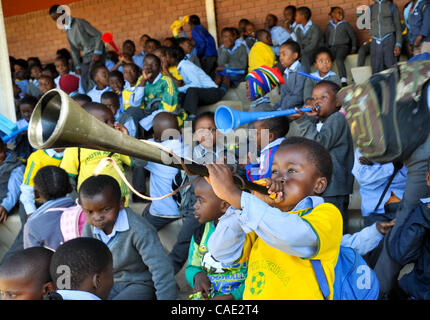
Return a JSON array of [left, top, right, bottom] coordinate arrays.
[[283, 60, 301, 81], [92, 208, 129, 245], [296, 20, 313, 35]]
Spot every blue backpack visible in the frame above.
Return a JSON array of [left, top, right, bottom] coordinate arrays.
[[311, 246, 380, 300]]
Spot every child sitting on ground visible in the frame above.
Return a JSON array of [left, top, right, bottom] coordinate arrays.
[[245, 65, 284, 109], [192, 112, 223, 164], [101, 91, 137, 138], [206, 137, 343, 299], [80, 175, 178, 300], [86, 64, 112, 103], [27, 64, 42, 98], [215, 27, 248, 88], [0, 247, 54, 300], [303, 47, 340, 103], [122, 63, 145, 110], [108, 70, 125, 109], [248, 29, 276, 72], [23, 166, 75, 251], [50, 237, 113, 300], [54, 56, 84, 94], [14, 96, 38, 160], [325, 6, 357, 87], [166, 46, 225, 115], [122, 39, 144, 69], [266, 13, 296, 57], [142, 112, 191, 230], [186, 178, 255, 300], [290, 80, 354, 233], [294, 6, 325, 72], [278, 40, 307, 110], [178, 37, 201, 68], [0, 140, 25, 224], [60, 102, 132, 206]]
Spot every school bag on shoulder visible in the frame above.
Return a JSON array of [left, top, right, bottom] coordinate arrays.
[[312, 246, 379, 300], [337, 59, 430, 164], [59, 204, 86, 242]]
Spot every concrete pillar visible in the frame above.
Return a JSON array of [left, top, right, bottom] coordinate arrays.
[[205, 0, 218, 47], [0, 1, 16, 122]]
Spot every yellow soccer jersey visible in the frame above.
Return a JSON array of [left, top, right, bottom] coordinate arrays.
[[243, 203, 343, 300], [23, 150, 63, 187], [60, 147, 132, 206]]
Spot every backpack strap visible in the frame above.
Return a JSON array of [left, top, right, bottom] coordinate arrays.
[[310, 260, 331, 300], [373, 164, 401, 212]]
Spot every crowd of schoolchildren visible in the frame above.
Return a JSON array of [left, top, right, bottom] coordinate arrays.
[[0, 1, 430, 301]]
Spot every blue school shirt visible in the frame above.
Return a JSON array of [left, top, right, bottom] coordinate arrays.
[[295, 20, 313, 35], [57, 290, 101, 300], [86, 86, 112, 103], [15, 79, 28, 96], [144, 139, 191, 218], [132, 55, 144, 69], [114, 109, 137, 138], [352, 149, 408, 216], [177, 59, 218, 93], [270, 26, 296, 56]]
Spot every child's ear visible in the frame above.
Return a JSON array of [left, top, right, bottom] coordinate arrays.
[[313, 176, 328, 195], [220, 200, 231, 213], [119, 197, 125, 210], [92, 274, 101, 290]]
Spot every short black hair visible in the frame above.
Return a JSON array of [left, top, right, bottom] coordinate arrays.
[[123, 62, 141, 75], [297, 6, 312, 20], [329, 6, 343, 15], [42, 63, 58, 78], [145, 38, 161, 49], [164, 37, 179, 47], [123, 39, 136, 49], [178, 37, 192, 45], [312, 47, 334, 64], [27, 57, 41, 68], [18, 95, 38, 108], [193, 111, 215, 132], [56, 48, 71, 61], [101, 91, 120, 107], [166, 46, 185, 64], [33, 166, 72, 201], [263, 116, 290, 139], [49, 4, 62, 15], [284, 5, 297, 15], [189, 14, 201, 25], [72, 94, 92, 104], [106, 50, 119, 64], [90, 63, 108, 81], [267, 13, 278, 24], [108, 70, 124, 82], [315, 80, 341, 95], [79, 175, 122, 203], [279, 137, 333, 186], [82, 102, 113, 118], [50, 237, 112, 290], [281, 39, 301, 58], [256, 29, 270, 41], [0, 247, 53, 285], [14, 58, 28, 70], [144, 53, 161, 69]]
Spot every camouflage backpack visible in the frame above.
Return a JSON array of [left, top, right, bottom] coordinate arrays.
[[338, 60, 430, 164]]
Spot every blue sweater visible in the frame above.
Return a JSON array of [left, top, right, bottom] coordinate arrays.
[[192, 25, 218, 58], [407, 0, 430, 44]]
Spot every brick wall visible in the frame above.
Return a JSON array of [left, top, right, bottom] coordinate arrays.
[[5, 0, 409, 64]]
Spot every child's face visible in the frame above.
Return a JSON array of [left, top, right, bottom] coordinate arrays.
[[221, 30, 235, 50], [139, 35, 150, 51], [38, 77, 55, 94], [179, 40, 193, 54], [80, 188, 124, 236], [244, 24, 256, 37], [193, 180, 227, 224], [108, 76, 124, 94], [279, 45, 298, 68], [265, 15, 277, 29], [312, 84, 338, 119], [101, 97, 119, 116], [122, 42, 136, 56], [89, 108, 115, 128], [55, 59, 69, 75], [143, 58, 161, 81], [194, 116, 217, 149], [14, 65, 27, 80], [314, 52, 333, 76], [270, 146, 327, 211], [94, 68, 109, 88], [284, 8, 295, 22], [0, 276, 52, 300], [30, 66, 42, 80], [331, 8, 344, 21], [19, 103, 35, 122], [295, 12, 306, 24], [123, 65, 139, 85], [153, 51, 167, 66], [144, 42, 157, 54], [260, 33, 272, 46]]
